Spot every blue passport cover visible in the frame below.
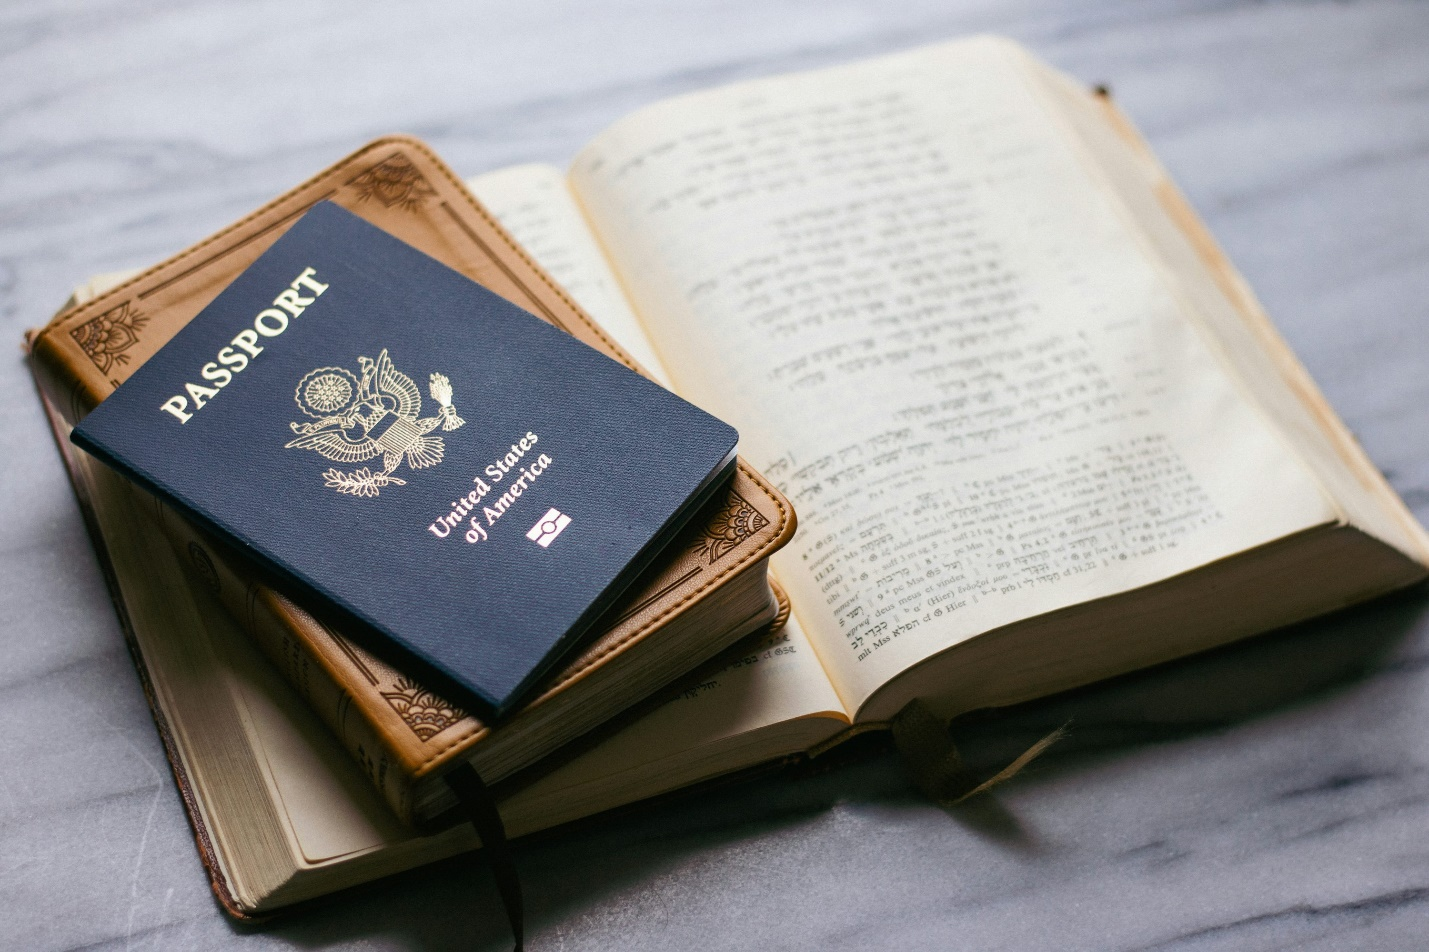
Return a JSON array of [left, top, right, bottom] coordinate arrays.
[[72, 202, 738, 717]]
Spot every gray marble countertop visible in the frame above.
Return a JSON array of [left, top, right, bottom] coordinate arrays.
[[4, 1, 1429, 949]]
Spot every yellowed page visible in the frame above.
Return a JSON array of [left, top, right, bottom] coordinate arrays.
[[1022, 57, 1429, 564], [567, 36, 1336, 714], [466, 163, 674, 387]]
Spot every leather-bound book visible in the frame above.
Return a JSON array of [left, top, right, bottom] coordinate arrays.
[[31, 137, 795, 826], [71, 201, 745, 720]]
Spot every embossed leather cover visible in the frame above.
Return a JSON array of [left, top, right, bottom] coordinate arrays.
[[71, 201, 739, 716], [30, 136, 795, 821]]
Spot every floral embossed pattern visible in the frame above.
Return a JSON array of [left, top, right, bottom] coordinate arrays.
[[186, 542, 221, 597], [691, 491, 770, 564], [347, 153, 437, 209], [69, 301, 148, 374], [380, 677, 464, 741]]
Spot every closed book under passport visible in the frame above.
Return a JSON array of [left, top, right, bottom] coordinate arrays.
[[32, 137, 795, 828], [71, 201, 739, 718]]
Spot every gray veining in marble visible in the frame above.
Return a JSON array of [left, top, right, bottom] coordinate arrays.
[[4, 1, 1429, 949]]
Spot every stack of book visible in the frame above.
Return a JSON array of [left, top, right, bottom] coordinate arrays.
[[29, 36, 1429, 919]]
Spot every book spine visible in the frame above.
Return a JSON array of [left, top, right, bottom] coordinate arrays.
[[143, 491, 420, 823]]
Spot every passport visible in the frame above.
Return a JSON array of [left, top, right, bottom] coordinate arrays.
[[72, 201, 739, 717]]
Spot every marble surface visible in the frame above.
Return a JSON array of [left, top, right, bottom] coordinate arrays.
[[4, 0, 1429, 948]]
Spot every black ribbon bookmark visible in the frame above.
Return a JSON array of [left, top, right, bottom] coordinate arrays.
[[447, 764, 524, 951], [891, 699, 1069, 806]]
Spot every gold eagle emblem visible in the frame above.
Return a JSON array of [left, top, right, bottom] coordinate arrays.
[[285, 349, 465, 497]]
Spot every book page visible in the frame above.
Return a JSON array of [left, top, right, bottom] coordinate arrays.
[[567, 36, 1336, 714], [466, 164, 674, 387], [1024, 59, 1429, 565]]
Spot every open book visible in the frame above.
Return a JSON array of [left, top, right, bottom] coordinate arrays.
[[41, 35, 1429, 914], [468, 34, 1429, 726]]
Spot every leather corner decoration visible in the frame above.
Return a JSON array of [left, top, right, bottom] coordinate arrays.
[[691, 491, 771, 565], [69, 300, 147, 373], [186, 542, 221, 597], [346, 153, 436, 209], [381, 677, 465, 741]]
